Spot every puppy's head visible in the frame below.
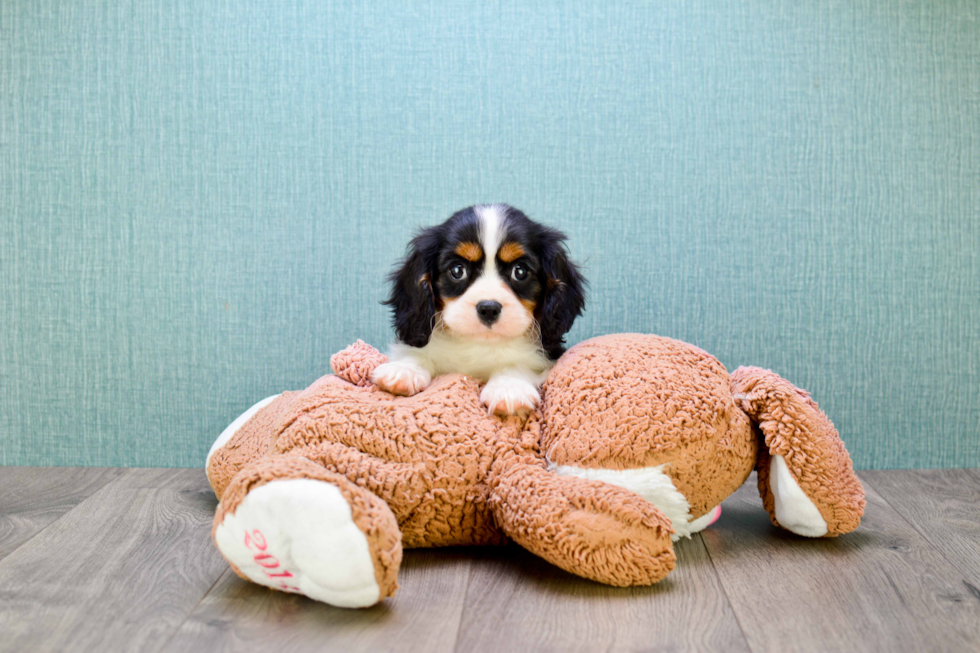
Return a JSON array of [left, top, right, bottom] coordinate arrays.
[[383, 204, 586, 358]]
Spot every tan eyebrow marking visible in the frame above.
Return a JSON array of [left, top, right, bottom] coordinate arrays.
[[498, 242, 525, 263], [455, 242, 482, 262]]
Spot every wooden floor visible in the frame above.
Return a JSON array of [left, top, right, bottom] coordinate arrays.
[[1, 468, 978, 653]]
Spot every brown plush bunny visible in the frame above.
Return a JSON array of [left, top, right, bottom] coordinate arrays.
[[206, 334, 864, 608]]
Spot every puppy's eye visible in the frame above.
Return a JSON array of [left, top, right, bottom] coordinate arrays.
[[450, 264, 467, 281], [511, 264, 528, 281]]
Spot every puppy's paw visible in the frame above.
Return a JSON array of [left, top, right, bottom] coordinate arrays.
[[481, 375, 541, 416], [370, 360, 431, 396]]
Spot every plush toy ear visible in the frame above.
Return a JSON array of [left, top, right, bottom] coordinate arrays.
[[382, 228, 441, 348], [536, 227, 587, 359]]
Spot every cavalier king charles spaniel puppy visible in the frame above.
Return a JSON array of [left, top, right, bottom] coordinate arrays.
[[371, 204, 586, 416]]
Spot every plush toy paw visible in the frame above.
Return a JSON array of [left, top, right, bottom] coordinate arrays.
[[480, 374, 540, 416], [213, 478, 395, 608], [371, 360, 431, 396], [493, 465, 678, 586], [732, 366, 864, 536]]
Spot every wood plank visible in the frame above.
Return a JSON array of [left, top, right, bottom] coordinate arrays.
[[0, 468, 228, 653], [160, 548, 472, 653], [454, 538, 750, 653], [862, 469, 980, 588], [0, 466, 125, 561], [701, 473, 980, 653], [113, 467, 220, 491], [5, 467, 977, 652]]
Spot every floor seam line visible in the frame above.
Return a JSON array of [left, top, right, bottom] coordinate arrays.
[[449, 557, 475, 653], [699, 530, 760, 653], [153, 568, 231, 653]]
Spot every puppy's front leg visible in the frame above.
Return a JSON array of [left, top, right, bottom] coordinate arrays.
[[480, 367, 544, 416], [371, 353, 432, 397]]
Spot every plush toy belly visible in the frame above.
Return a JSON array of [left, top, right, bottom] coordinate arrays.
[[540, 333, 760, 523]]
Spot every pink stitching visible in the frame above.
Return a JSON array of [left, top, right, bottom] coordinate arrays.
[[244, 529, 267, 551], [243, 528, 300, 592]]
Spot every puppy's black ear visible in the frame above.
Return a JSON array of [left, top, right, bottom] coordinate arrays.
[[382, 228, 441, 348], [537, 227, 587, 359]]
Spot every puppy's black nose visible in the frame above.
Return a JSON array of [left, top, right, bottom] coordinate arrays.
[[476, 300, 502, 326]]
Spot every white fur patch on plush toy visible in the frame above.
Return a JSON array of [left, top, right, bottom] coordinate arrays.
[[769, 455, 829, 537], [547, 462, 706, 541], [213, 479, 381, 608]]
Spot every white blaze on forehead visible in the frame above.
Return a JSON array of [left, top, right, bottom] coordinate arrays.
[[463, 203, 513, 307], [440, 203, 531, 339], [475, 204, 507, 263]]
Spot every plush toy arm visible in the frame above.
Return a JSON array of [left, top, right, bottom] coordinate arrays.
[[489, 461, 677, 586], [330, 339, 389, 386], [731, 366, 866, 537]]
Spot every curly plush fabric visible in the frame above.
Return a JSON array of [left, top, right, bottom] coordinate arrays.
[[208, 389, 301, 499], [206, 334, 865, 607], [330, 339, 389, 387]]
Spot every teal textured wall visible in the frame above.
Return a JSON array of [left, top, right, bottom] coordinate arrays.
[[2, 1, 978, 469]]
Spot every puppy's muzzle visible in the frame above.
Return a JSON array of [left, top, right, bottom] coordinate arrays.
[[476, 300, 502, 327]]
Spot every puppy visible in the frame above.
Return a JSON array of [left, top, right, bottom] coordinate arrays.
[[371, 204, 586, 415]]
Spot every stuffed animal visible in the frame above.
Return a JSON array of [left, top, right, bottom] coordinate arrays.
[[205, 334, 865, 608]]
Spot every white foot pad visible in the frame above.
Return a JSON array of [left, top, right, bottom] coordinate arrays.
[[214, 479, 381, 608], [770, 454, 829, 537]]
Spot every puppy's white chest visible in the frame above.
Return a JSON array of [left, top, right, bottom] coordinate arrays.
[[392, 332, 550, 382]]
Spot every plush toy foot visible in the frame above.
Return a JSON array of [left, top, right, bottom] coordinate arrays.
[[213, 472, 402, 608], [371, 360, 431, 396], [732, 366, 865, 536]]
